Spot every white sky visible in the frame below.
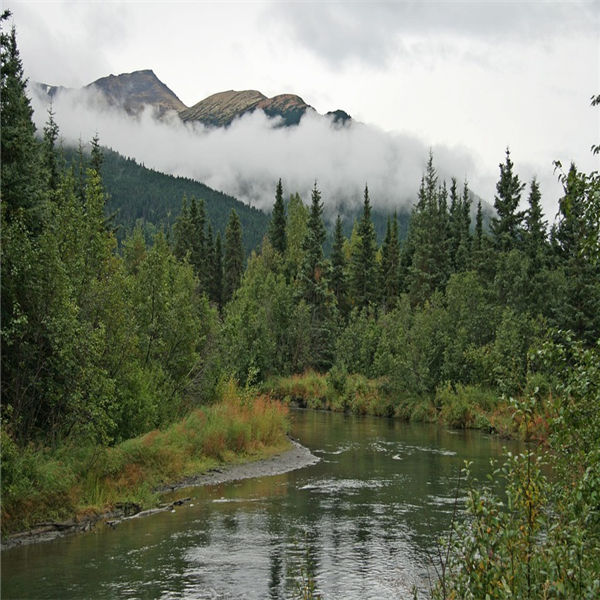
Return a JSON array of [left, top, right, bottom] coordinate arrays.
[[5, 0, 600, 217]]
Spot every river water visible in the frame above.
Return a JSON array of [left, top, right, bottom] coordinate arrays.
[[2, 409, 513, 599]]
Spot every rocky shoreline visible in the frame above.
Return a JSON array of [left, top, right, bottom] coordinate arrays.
[[1, 438, 318, 551]]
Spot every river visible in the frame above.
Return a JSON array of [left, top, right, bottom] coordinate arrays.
[[2, 409, 514, 599]]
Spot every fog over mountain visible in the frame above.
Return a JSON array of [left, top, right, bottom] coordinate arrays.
[[32, 83, 493, 216]]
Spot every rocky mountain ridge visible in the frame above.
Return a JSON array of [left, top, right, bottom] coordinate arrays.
[[34, 69, 351, 128]]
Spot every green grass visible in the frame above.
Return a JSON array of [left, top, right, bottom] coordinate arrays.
[[1, 380, 290, 536], [263, 371, 528, 437]]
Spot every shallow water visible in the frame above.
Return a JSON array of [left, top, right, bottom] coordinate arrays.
[[2, 410, 514, 599]]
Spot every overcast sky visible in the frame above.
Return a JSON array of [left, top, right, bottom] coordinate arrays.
[[5, 0, 600, 217]]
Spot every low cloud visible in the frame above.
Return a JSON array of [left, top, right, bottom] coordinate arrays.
[[31, 86, 489, 218]]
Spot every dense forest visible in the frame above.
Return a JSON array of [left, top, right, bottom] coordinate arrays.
[[2, 12, 599, 597], [61, 145, 270, 253]]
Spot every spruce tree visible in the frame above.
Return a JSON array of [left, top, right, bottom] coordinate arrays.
[[205, 222, 215, 296], [407, 155, 450, 305], [524, 178, 547, 264], [454, 181, 472, 272], [474, 200, 483, 254], [349, 184, 377, 309], [189, 196, 206, 285], [173, 195, 193, 262], [297, 182, 335, 369], [0, 12, 41, 225], [269, 178, 287, 255], [553, 163, 600, 343], [490, 148, 526, 251], [212, 232, 223, 310], [223, 209, 244, 303], [330, 214, 348, 318], [380, 214, 400, 310], [42, 106, 60, 192], [299, 181, 327, 302], [448, 177, 461, 270], [90, 133, 103, 175]]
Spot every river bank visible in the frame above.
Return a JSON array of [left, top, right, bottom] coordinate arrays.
[[263, 371, 551, 441], [1, 437, 318, 551], [1, 385, 293, 545]]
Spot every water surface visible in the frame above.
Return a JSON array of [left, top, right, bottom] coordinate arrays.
[[2, 410, 514, 599]]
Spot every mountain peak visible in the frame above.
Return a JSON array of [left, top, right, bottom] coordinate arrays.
[[86, 69, 187, 116], [180, 90, 267, 126]]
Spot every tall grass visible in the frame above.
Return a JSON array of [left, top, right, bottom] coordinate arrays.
[[263, 371, 522, 436], [1, 381, 289, 536]]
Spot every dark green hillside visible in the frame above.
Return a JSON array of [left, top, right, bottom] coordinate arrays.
[[63, 146, 270, 253]]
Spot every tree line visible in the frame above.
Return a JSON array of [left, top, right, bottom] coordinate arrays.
[[222, 151, 599, 401]]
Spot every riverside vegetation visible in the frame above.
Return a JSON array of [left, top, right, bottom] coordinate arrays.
[[2, 13, 600, 597]]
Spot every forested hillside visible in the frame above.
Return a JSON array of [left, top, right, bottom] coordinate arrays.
[[64, 145, 418, 255], [62, 145, 270, 253]]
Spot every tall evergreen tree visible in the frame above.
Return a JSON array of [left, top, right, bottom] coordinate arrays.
[[269, 178, 287, 255], [42, 106, 60, 192], [212, 232, 224, 310], [297, 182, 335, 369], [330, 214, 348, 318], [90, 133, 103, 175], [223, 209, 244, 303], [407, 155, 450, 305], [173, 195, 193, 262], [454, 181, 472, 271], [553, 163, 600, 343], [205, 222, 215, 295], [299, 182, 327, 302], [380, 214, 401, 310], [189, 196, 206, 285], [349, 184, 377, 309], [0, 12, 41, 225], [448, 177, 461, 270], [490, 148, 526, 251], [524, 178, 547, 264], [474, 200, 483, 254]]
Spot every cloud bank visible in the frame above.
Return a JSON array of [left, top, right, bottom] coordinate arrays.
[[272, 2, 599, 68], [31, 86, 485, 216]]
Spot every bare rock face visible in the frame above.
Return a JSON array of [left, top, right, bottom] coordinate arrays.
[[180, 90, 267, 126], [86, 69, 187, 116]]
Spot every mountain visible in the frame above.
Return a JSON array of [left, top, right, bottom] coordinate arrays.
[[33, 70, 351, 127], [62, 146, 270, 253], [85, 69, 187, 116], [179, 89, 265, 126], [35, 70, 187, 117], [180, 90, 316, 127]]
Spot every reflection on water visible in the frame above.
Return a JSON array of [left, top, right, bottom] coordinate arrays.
[[2, 409, 514, 599]]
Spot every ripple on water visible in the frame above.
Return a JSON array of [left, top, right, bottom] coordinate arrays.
[[299, 477, 392, 494]]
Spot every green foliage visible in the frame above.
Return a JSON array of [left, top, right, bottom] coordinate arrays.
[[62, 145, 269, 253], [434, 338, 600, 598], [222, 241, 297, 382], [407, 155, 452, 305], [269, 178, 287, 254], [490, 147, 526, 252], [223, 209, 244, 303], [0, 12, 42, 228], [330, 214, 349, 318], [1, 386, 290, 534], [349, 185, 378, 309], [379, 214, 401, 310]]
